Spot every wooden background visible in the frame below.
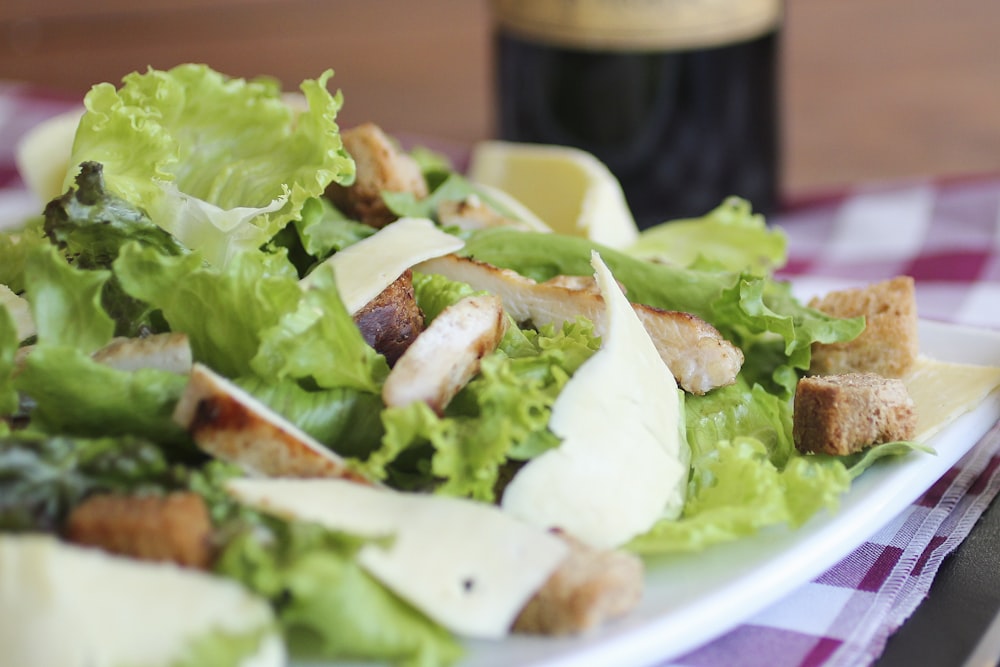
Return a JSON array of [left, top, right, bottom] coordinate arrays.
[[2, 0, 998, 197]]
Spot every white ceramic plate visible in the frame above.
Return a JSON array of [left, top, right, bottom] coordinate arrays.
[[308, 318, 1000, 667]]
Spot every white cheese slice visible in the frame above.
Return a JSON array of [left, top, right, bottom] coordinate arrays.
[[501, 251, 689, 550], [904, 355, 1000, 442], [0, 535, 283, 667], [300, 217, 464, 313], [227, 477, 569, 639]]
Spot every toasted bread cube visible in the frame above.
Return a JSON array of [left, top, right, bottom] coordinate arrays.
[[512, 533, 643, 636], [793, 373, 917, 456], [65, 492, 215, 569], [809, 276, 919, 378]]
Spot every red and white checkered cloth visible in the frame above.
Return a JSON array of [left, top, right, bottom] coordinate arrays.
[[1, 81, 999, 667]]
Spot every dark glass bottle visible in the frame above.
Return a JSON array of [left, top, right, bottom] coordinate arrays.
[[491, 2, 781, 229]]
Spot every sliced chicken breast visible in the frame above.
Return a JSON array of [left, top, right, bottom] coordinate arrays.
[[416, 254, 743, 394], [382, 294, 507, 414]]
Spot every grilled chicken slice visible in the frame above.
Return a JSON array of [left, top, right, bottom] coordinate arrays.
[[91, 332, 193, 374], [416, 254, 743, 394], [172, 364, 370, 482], [513, 532, 643, 636], [382, 295, 507, 414], [326, 122, 428, 228], [353, 269, 424, 366], [436, 194, 536, 232]]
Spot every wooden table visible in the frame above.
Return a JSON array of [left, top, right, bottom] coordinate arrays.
[[2, 0, 1000, 196]]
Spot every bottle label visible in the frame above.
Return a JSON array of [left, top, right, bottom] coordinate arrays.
[[490, 0, 782, 51]]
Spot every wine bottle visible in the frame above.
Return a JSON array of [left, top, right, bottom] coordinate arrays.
[[490, 0, 782, 228]]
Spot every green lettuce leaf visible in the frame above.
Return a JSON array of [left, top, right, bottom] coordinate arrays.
[[43, 161, 186, 336], [0, 306, 17, 416], [0, 218, 47, 293], [816, 440, 937, 480], [234, 376, 385, 461], [360, 320, 598, 500], [251, 264, 389, 394], [23, 243, 113, 354], [685, 377, 795, 469], [292, 196, 375, 261], [216, 520, 463, 667], [14, 346, 189, 444], [114, 242, 302, 378], [66, 64, 355, 266], [628, 437, 852, 554], [626, 197, 787, 275]]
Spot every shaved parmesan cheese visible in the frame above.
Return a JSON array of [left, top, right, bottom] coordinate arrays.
[[501, 252, 689, 549], [0, 535, 282, 667], [904, 356, 1000, 442], [301, 217, 464, 313], [227, 478, 569, 639]]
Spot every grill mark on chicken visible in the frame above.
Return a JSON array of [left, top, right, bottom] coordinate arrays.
[[382, 295, 507, 414], [353, 269, 424, 366], [416, 254, 743, 394]]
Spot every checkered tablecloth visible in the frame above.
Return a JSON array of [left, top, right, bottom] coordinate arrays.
[[1, 81, 999, 667]]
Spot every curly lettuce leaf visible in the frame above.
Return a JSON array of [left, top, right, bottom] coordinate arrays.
[[14, 346, 189, 445], [685, 376, 796, 469], [216, 520, 463, 667], [23, 243, 113, 354], [626, 197, 787, 275], [0, 218, 47, 293], [234, 377, 385, 461], [291, 196, 375, 261], [113, 242, 302, 378], [628, 437, 852, 554], [43, 161, 186, 336], [66, 65, 355, 266], [251, 264, 389, 394], [360, 320, 599, 500]]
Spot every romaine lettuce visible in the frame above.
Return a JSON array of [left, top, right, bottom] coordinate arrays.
[[66, 64, 355, 266]]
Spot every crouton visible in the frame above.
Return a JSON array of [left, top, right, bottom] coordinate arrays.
[[793, 373, 917, 456], [808, 276, 919, 378], [512, 533, 643, 636], [326, 122, 427, 228], [64, 492, 214, 569]]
